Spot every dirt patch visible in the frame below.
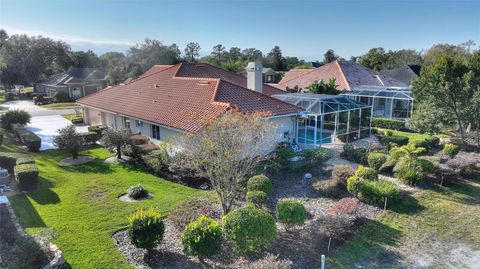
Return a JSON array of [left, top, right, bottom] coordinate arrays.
[[118, 192, 153, 203], [58, 156, 93, 166], [80, 186, 108, 202]]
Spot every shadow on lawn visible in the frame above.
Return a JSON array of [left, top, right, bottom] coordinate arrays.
[[27, 177, 61, 205], [431, 177, 480, 205], [60, 159, 113, 174], [9, 194, 46, 229], [389, 194, 425, 215]]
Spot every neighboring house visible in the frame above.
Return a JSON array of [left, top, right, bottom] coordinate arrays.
[[77, 62, 303, 145], [262, 68, 275, 83], [380, 65, 421, 86], [34, 67, 108, 99], [275, 60, 413, 120]]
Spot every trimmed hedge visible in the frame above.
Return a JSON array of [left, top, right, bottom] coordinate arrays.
[[383, 135, 409, 146], [12, 126, 41, 152], [367, 152, 388, 171], [87, 125, 107, 136], [371, 117, 406, 130], [341, 144, 368, 165], [357, 180, 400, 206], [15, 155, 35, 165], [443, 143, 459, 158], [355, 165, 378, 181], [71, 118, 84, 124], [14, 163, 39, 190], [247, 175, 273, 196]]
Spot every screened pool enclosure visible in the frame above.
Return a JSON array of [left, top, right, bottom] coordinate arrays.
[[273, 93, 373, 148], [341, 87, 413, 119]]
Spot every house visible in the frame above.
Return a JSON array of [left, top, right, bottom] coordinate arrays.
[[275, 60, 413, 120], [77, 62, 303, 145], [380, 65, 421, 86], [34, 67, 108, 99], [262, 68, 276, 83]]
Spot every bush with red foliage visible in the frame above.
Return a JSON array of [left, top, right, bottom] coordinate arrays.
[[328, 198, 360, 216]]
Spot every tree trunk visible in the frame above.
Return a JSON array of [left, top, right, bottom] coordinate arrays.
[[72, 150, 78, 160], [117, 145, 122, 159]]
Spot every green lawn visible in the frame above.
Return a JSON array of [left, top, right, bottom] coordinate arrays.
[[61, 113, 81, 121], [41, 102, 80, 109], [4, 136, 212, 268], [329, 177, 480, 267]]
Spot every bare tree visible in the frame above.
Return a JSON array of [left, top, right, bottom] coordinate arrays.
[[171, 110, 278, 214]]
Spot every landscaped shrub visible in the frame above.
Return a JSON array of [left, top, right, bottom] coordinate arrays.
[[144, 144, 171, 175], [425, 135, 440, 148], [246, 191, 268, 207], [247, 175, 273, 196], [443, 143, 459, 158], [127, 185, 149, 199], [355, 165, 378, 181], [222, 206, 276, 253], [383, 135, 409, 146], [244, 254, 292, 269], [128, 208, 165, 251], [78, 132, 99, 145], [53, 91, 73, 103], [371, 127, 379, 134], [14, 163, 39, 190], [395, 158, 425, 185], [0, 152, 18, 172], [379, 157, 397, 174], [182, 215, 222, 258], [327, 198, 360, 216], [275, 199, 307, 231], [15, 155, 35, 165], [54, 125, 85, 159], [274, 147, 297, 171], [169, 198, 219, 229], [413, 140, 429, 150], [0, 109, 31, 130], [417, 159, 437, 174], [87, 125, 107, 136], [367, 152, 388, 171], [331, 165, 355, 186], [356, 180, 400, 206], [71, 117, 84, 124], [340, 144, 368, 165], [312, 178, 343, 197], [346, 175, 362, 195], [17, 129, 41, 152], [301, 148, 331, 168], [371, 117, 406, 130]]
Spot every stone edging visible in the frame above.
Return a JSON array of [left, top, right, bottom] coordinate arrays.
[[5, 200, 66, 269]]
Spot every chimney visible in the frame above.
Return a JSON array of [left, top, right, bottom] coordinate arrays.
[[246, 61, 263, 93]]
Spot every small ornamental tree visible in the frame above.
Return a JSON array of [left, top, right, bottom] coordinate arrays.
[[222, 206, 276, 253], [275, 199, 307, 231], [0, 109, 31, 130], [101, 128, 131, 159], [182, 215, 222, 259], [128, 208, 165, 252], [53, 125, 85, 159]]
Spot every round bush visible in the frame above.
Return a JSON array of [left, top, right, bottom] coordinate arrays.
[[355, 165, 378, 181], [247, 175, 273, 196], [182, 215, 222, 257], [347, 175, 362, 195], [425, 136, 440, 148], [332, 165, 355, 186], [222, 206, 276, 253], [276, 199, 307, 230], [128, 208, 165, 251], [443, 143, 459, 158], [395, 158, 425, 185], [246, 191, 268, 207], [127, 185, 149, 199], [413, 140, 429, 149], [367, 152, 388, 171], [417, 159, 437, 174], [357, 180, 400, 206]]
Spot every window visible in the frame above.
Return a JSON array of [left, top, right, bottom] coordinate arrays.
[[267, 75, 273, 82], [123, 117, 130, 129], [136, 120, 143, 127], [151, 125, 160, 140]]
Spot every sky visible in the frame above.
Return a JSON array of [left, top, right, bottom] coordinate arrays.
[[0, 0, 479, 61]]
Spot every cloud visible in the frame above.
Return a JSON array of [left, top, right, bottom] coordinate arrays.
[[2, 26, 135, 48]]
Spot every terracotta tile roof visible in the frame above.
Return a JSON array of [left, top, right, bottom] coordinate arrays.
[[276, 60, 408, 91], [77, 63, 301, 133], [279, 68, 314, 84], [138, 65, 174, 79]]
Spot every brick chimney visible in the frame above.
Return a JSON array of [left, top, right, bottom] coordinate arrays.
[[246, 61, 263, 93]]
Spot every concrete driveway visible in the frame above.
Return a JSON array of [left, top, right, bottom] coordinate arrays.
[[1, 100, 88, 151], [0, 100, 77, 116]]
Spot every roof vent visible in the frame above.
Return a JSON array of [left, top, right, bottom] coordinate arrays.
[[198, 80, 210, 85], [153, 84, 159, 88], [152, 100, 158, 103]]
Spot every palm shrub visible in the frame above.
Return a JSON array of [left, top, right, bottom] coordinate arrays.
[[395, 158, 425, 185], [182, 215, 222, 258], [246, 191, 268, 208], [0, 109, 31, 130], [128, 208, 165, 252], [222, 206, 276, 253], [367, 152, 388, 171], [443, 143, 459, 158], [127, 185, 148, 199], [275, 199, 307, 231], [247, 175, 273, 196]]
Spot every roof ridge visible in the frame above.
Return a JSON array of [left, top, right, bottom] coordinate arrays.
[[133, 64, 180, 83], [335, 60, 351, 90], [277, 67, 319, 85]]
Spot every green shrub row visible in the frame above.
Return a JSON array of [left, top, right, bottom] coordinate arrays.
[[12, 125, 41, 152], [0, 152, 35, 172], [14, 163, 39, 190], [371, 118, 406, 130], [382, 135, 409, 146]]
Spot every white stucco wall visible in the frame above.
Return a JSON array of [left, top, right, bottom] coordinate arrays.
[[268, 115, 296, 143]]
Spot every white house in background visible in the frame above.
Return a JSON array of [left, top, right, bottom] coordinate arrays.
[[77, 62, 302, 145]]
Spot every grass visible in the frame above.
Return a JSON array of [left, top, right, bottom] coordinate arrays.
[[41, 102, 80, 109], [61, 113, 82, 121], [3, 135, 213, 268], [329, 177, 480, 267]]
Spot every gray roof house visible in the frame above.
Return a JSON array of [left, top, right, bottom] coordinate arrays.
[[380, 65, 421, 86], [34, 67, 108, 99]]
